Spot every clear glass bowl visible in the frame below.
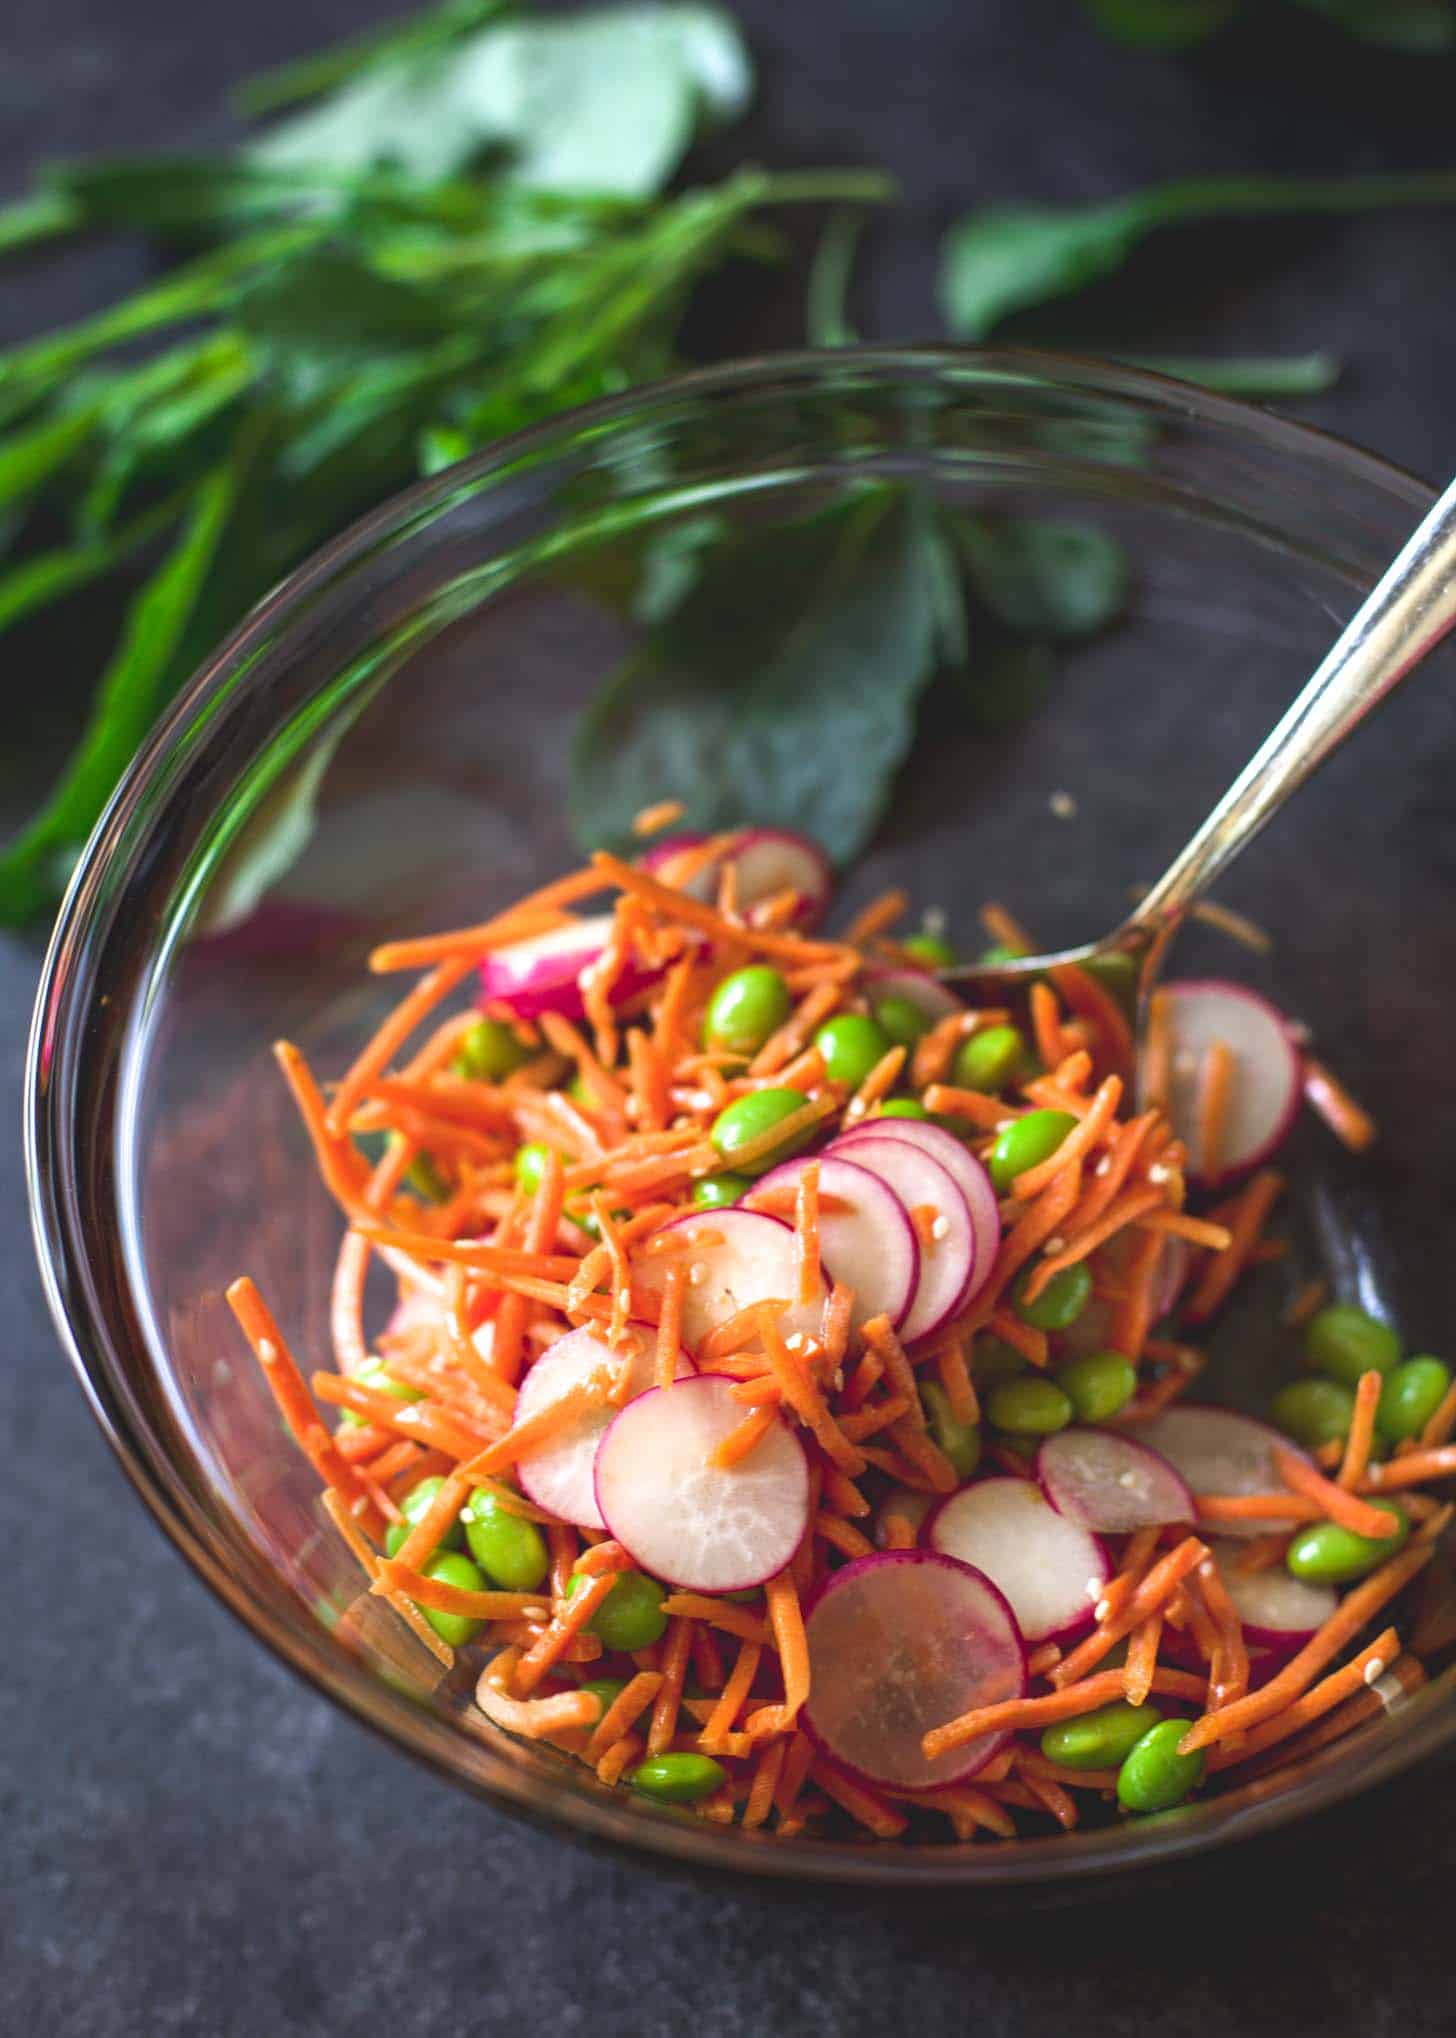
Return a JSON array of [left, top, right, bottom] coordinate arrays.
[[26, 349, 1456, 1891]]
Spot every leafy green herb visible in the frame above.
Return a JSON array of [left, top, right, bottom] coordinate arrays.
[[941, 171, 1456, 339], [1078, 0, 1247, 43], [952, 516, 1129, 641], [1111, 351, 1341, 396], [1082, 0, 1456, 48]]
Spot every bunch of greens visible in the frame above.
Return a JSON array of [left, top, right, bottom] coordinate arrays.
[[1081, 0, 1456, 52]]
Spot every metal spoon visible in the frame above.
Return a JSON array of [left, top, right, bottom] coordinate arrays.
[[940, 472, 1456, 1004]]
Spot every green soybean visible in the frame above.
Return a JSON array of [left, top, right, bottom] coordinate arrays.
[[569, 1569, 667, 1651], [872, 995, 930, 1049], [875, 1098, 929, 1120], [384, 1474, 466, 1559], [1304, 1304, 1401, 1389], [1285, 1504, 1408, 1585], [514, 1140, 556, 1195], [952, 1024, 1026, 1094], [710, 1088, 813, 1175], [462, 1493, 549, 1591], [1377, 1356, 1452, 1444], [402, 1148, 449, 1203], [1270, 1376, 1356, 1451], [627, 1753, 726, 1804], [702, 966, 792, 1055], [978, 941, 1027, 966], [921, 1381, 982, 1480], [417, 1550, 489, 1649], [814, 1013, 893, 1090], [974, 1336, 1029, 1383], [988, 1109, 1078, 1193], [986, 1375, 1073, 1435], [1084, 951, 1139, 1006], [453, 1015, 529, 1081], [693, 1171, 752, 1210], [1014, 1260, 1093, 1331], [1057, 1350, 1137, 1425], [902, 931, 957, 970], [1042, 1700, 1162, 1771], [582, 1678, 627, 1719], [1116, 1719, 1204, 1813]]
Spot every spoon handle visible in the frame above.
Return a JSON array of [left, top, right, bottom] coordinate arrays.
[[1126, 471, 1456, 938]]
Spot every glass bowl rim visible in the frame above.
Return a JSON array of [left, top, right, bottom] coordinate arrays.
[[24, 343, 1450, 1889]]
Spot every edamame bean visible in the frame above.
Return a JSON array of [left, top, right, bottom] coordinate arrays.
[[985, 1376, 1073, 1435], [417, 1550, 489, 1649], [978, 941, 1027, 966], [1084, 952, 1139, 1005], [1285, 1504, 1408, 1585], [1014, 1260, 1093, 1331], [627, 1753, 726, 1804], [581, 1678, 627, 1719], [1377, 1356, 1452, 1444], [514, 1140, 556, 1195], [875, 1098, 929, 1120], [1116, 1718, 1204, 1813], [453, 1016, 529, 1081], [702, 966, 792, 1055], [872, 995, 930, 1049], [1270, 1377, 1356, 1451], [974, 1336, 1028, 1383], [569, 1569, 668, 1651], [403, 1149, 449, 1203], [384, 1473, 466, 1559], [1304, 1304, 1401, 1389], [1057, 1350, 1137, 1425], [709, 1088, 813, 1175], [693, 1171, 752, 1210], [988, 1109, 1079, 1193], [814, 1013, 893, 1090], [921, 1381, 982, 1480], [1042, 1700, 1162, 1771], [340, 1355, 423, 1429], [463, 1493, 549, 1591], [952, 1024, 1026, 1094], [902, 932, 957, 969]]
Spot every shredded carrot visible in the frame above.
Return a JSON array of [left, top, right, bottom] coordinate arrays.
[[758, 1305, 866, 1476], [844, 1045, 907, 1123], [1419, 1379, 1456, 1450], [812, 1762, 909, 1839], [512, 1571, 615, 1695], [795, 1159, 822, 1307], [1123, 1614, 1163, 1708], [587, 1670, 665, 1756], [1048, 961, 1134, 1074], [700, 1640, 763, 1749], [1302, 1055, 1377, 1153], [370, 869, 608, 974], [937, 1341, 978, 1428], [653, 1260, 687, 1391], [386, 1467, 474, 1577], [461, 1367, 612, 1476], [861, 1316, 923, 1427], [1019, 1183, 1165, 1304], [591, 851, 852, 967], [1335, 1367, 1383, 1491], [1049, 1538, 1209, 1689], [923, 1663, 1207, 1763], [1360, 1443, 1456, 1491], [646, 1617, 695, 1754], [981, 901, 1035, 953], [1141, 988, 1174, 1112], [1273, 1442, 1403, 1540], [814, 1512, 875, 1559], [922, 1083, 1013, 1132], [742, 1738, 788, 1829], [713, 1405, 779, 1469], [1184, 1170, 1284, 1323], [1195, 1040, 1235, 1184], [659, 1595, 772, 1646], [1194, 1558, 1249, 1710], [327, 957, 476, 1137], [1029, 981, 1070, 1070], [632, 798, 686, 837]]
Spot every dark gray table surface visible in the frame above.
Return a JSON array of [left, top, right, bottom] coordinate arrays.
[[6, 4, 1456, 2033]]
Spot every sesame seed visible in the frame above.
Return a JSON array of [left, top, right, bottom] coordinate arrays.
[[1049, 789, 1077, 820], [785, 1332, 806, 1352], [1117, 1469, 1138, 1488], [1042, 1235, 1066, 1255], [932, 1214, 951, 1242], [1364, 1656, 1387, 1686], [1365, 1462, 1384, 1485], [689, 1264, 706, 1286], [1147, 1162, 1171, 1184], [1087, 1579, 1104, 1601], [1094, 1599, 1110, 1621], [1095, 1156, 1112, 1177]]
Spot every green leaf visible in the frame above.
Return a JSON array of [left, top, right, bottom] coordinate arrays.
[[0, 492, 190, 637], [1078, 0, 1243, 46], [237, 0, 513, 115], [0, 403, 103, 516], [940, 170, 1456, 339], [570, 489, 943, 865], [0, 461, 239, 920], [1113, 350, 1341, 395], [255, 5, 752, 199], [0, 187, 82, 259], [1289, 0, 1456, 51], [806, 209, 864, 348], [952, 515, 1129, 641]]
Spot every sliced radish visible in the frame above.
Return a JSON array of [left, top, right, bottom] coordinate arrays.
[[639, 832, 716, 901], [477, 913, 660, 1023], [1037, 1427, 1195, 1535], [513, 1326, 691, 1529], [593, 1374, 810, 1592], [862, 965, 963, 1025], [1136, 1405, 1309, 1540], [1154, 1236, 1190, 1320], [730, 829, 832, 929], [632, 1208, 819, 1354], [1211, 1542, 1337, 1651], [927, 1478, 1109, 1645], [825, 1134, 975, 1344], [1150, 980, 1301, 1188], [749, 1154, 918, 1333], [873, 1487, 936, 1549], [801, 1552, 1026, 1790], [836, 1118, 1000, 1306]]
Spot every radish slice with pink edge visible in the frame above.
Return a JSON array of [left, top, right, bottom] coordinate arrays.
[[1210, 1541, 1337, 1650], [1150, 979, 1302, 1188], [638, 832, 716, 900], [873, 1487, 936, 1549], [927, 1477, 1109, 1645], [730, 828, 833, 929], [862, 965, 963, 1025], [631, 1208, 820, 1354], [513, 1326, 692, 1530], [1136, 1405, 1310, 1540], [823, 1134, 975, 1343], [835, 1118, 1000, 1307], [747, 1154, 918, 1332], [593, 1374, 810, 1592], [476, 913, 660, 1023], [800, 1551, 1027, 1790], [1036, 1426, 1195, 1534]]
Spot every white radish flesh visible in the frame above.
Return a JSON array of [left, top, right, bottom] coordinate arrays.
[[873, 1487, 936, 1549], [801, 1552, 1026, 1790], [1036, 1427, 1195, 1535], [1211, 1542, 1337, 1650], [836, 1118, 1000, 1306], [729, 828, 832, 928], [862, 965, 963, 1025], [1152, 979, 1301, 1187], [749, 1154, 918, 1332], [928, 1478, 1109, 1644], [513, 1326, 691, 1529], [477, 913, 658, 1023], [593, 1374, 810, 1592], [638, 832, 716, 901], [1136, 1405, 1309, 1540], [631, 1209, 819, 1354], [826, 1135, 975, 1343]]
